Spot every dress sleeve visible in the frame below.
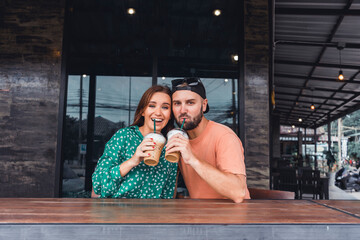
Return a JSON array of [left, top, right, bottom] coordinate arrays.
[[92, 131, 124, 197], [160, 163, 178, 199]]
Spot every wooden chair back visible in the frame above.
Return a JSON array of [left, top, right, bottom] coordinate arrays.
[[249, 188, 295, 199], [273, 167, 299, 198]]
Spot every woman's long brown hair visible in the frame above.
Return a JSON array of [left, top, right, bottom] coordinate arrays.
[[131, 85, 174, 136]]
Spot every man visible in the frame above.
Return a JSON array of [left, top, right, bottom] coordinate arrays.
[[166, 77, 250, 203]]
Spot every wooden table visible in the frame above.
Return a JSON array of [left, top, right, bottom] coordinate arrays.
[[1, 198, 360, 240]]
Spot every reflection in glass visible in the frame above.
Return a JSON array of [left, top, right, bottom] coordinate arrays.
[[93, 76, 151, 161], [62, 75, 89, 197], [159, 77, 238, 132]]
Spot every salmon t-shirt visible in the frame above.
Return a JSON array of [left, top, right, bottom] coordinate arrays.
[[179, 120, 250, 199]]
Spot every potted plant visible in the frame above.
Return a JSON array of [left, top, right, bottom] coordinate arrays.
[[325, 150, 336, 171]]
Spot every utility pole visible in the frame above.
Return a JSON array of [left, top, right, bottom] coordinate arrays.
[[338, 118, 342, 163]]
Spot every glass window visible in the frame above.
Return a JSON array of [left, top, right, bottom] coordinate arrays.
[[93, 76, 151, 161], [62, 75, 89, 197], [159, 77, 238, 132]]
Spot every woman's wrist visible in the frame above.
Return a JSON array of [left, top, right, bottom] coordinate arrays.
[[120, 157, 138, 177], [128, 156, 141, 168]]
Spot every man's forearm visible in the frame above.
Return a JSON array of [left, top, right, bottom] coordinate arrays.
[[190, 157, 247, 203]]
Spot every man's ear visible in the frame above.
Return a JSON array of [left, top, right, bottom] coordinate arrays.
[[202, 99, 208, 112]]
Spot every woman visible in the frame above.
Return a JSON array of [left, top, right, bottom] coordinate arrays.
[[92, 85, 177, 198]]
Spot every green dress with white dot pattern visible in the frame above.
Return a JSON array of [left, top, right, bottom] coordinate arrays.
[[92, 126, 178, 198]]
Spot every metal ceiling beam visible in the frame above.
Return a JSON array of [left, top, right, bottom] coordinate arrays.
[[281, 114, 317, 120], [280, 114, 316, 120], [276, 108, 324, 116], [276, 92, 345, 101], [276, 110, 326, 118], [274, 40, 360, 49], [275, 73, 360, 84], [280, 116, 317, 122], [279, 118, 315, 126], [275, 60, 360, 70], [275, 8, 360, 16], [314, 101, 360, 128], [275, 83, 359, 95], [276, 107, 321, 115], [282, 0, 353, 126], [275, 97, 339, 107], [310, 70, 360, 127]]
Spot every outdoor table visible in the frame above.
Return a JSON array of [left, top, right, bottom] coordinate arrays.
[[0, 198, 359, 240]]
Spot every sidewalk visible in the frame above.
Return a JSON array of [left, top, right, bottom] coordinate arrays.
[[327, 171, 360, 200], [329, 185, 360, 200]]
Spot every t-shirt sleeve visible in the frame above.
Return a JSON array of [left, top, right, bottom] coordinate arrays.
[[216, 132, 246, 176]]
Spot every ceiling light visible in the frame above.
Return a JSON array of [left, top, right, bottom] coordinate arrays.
[[310, 88, 315, 110], [232, 54, 238, 61], [338, 70, 344, 81], [291, 125, 295, 128], [224, 79, 229, 83], [127, 8, 135, 15], [337, 43, 345, 81], [298, 118, 302, 122], [53, 50, 61, 57], [161, 76, 165, 80], [213, 9, 221, 16], [82, 74, 87, 78]]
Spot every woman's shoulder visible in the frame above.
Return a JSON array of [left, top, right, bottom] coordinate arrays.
[[113, 126, 139, 138]]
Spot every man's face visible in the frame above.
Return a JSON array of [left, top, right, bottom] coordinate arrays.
[[172, 90, 208, 130]]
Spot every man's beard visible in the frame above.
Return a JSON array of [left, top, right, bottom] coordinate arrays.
[[176, 106, 203, 130]]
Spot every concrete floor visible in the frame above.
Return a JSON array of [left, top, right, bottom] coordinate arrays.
[[329, 186, 360, 200]]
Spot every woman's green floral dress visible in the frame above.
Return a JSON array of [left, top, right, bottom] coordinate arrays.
[[92, 126, 178, 198]]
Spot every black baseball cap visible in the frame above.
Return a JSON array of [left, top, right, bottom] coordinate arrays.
[[171, 77, 209, 113]]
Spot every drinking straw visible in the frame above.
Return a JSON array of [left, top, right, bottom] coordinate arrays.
[[180, 119, 185, 129], [154, 119, 156, 133]]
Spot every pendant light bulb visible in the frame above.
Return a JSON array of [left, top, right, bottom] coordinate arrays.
[[338, 70, 344, 81]]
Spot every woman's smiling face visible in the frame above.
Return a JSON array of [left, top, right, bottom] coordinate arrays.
[[140, 92, 171, 135]]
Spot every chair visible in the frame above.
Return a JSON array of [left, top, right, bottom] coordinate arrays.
[[249, 188, 295, 199], [299, 169, 321, 199], [273, 168, 299, 199]]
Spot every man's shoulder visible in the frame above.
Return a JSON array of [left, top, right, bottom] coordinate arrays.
[[208, 121, 237, 136]]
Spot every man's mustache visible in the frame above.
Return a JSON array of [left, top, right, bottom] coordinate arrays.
[[179, 114, 190, 119]]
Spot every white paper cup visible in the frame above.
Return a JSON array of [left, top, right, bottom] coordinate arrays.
[[143, 133, 166, 166], [165, 129, 188, 163]]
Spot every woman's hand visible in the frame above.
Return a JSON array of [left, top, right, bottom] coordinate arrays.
[[119, 138, 156, 177], [131, 138, 156, 166]]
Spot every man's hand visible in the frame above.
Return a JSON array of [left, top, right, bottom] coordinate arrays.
[[165, 134, 195, 166]]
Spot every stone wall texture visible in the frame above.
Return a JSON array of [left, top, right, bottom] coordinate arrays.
[[244, 0, 270, 189], [0, 0, 65, 197]]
